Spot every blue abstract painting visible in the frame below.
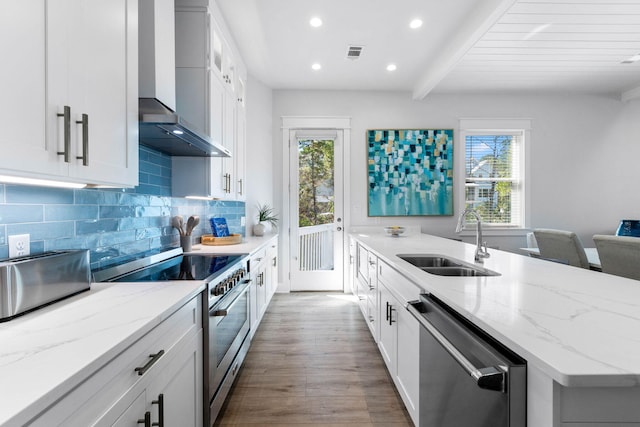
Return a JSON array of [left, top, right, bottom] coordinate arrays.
[[367, 129, 453, 216]]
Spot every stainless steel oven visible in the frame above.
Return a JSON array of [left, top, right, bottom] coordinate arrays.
[[94, 248, 251, 427], [207, 273, 251, 422]]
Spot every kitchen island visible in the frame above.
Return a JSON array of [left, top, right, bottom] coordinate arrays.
[[351, 231, 640, 427]]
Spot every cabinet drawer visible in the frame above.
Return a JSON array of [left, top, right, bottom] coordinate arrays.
[[378, 259, 421, 303], [31, 295, 202, 426], [250, 246, 267, 267]]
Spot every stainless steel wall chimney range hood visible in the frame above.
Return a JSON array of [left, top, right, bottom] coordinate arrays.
[[138, 0, 230, 158], [139, 98, 230, 157]]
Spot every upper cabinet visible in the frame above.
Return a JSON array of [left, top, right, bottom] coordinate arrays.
[[0, 1, 138, 187], [173, 0, 246, 200]]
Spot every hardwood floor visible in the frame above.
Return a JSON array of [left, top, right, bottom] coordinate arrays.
[[214, 292, 413, 426]]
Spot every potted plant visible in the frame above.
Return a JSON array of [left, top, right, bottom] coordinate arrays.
[[254, 203, 278, 236]]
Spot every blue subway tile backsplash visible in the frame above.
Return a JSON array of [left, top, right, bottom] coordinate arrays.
[[0, 146, 245, 269]]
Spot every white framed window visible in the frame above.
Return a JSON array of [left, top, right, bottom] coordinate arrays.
[[459, 119, 531, 229]]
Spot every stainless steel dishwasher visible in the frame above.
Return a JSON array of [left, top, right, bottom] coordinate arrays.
[[407, 294, 526, 427]]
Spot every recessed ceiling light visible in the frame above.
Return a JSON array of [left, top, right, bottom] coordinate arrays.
[[312, 63, 322, 71], [386, 64, 397, 72], [409, 18, 423, 29], [310, 17, 322, 27]]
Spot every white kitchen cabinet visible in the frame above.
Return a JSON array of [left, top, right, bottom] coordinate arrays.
[[356, 243, 378, 339], [266, 241, 279, 298], [0, 0, 138, 187], [355, 243, 369, 320], [249, 245, 268, 339], [30, 294, 203, 427], [378, 283, 396, 371], [348, 238, 357, 295], [249, 237, 278, 339], [377, 263, 420, 426], [173, 0, 246, 200]]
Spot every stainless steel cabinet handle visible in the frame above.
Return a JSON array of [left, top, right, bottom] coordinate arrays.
[[138, 412, 151, 427], [386, 301, 391, 322], [134, 350, 165, 376], [57, 105, 71, 162], [406, 302, 506, 392], [152, 394, 164, 427], [238, 178, 243, 195], [76, 113, 88, 166]]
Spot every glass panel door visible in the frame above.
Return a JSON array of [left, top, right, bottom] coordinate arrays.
[[290, 131, 343, 291]]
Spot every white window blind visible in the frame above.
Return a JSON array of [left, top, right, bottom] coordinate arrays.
[[464, 131, 524, 227]]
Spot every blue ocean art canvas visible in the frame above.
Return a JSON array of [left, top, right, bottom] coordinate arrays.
[[367, 129, 453, 217]]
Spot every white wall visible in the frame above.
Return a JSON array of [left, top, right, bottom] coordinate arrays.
[[245, 75, 274, 234], [272, 90, 640, 252]]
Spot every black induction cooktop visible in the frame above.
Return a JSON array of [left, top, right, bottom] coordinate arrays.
[[108, 253, 245, 283]]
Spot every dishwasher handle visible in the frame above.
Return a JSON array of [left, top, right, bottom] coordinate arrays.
[[406, 301, 506, 393]]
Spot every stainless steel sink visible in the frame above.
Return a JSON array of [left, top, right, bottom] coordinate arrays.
[[396, 255, 462, 268], [397, 254, 500, 277], [420, 266, 499, 277]]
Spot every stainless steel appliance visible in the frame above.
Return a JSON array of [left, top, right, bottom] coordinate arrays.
[[138, 0, 230, 158], [0, 250, 91, 322], [407, 294, 526, 427], [94, 248, 251, 427]]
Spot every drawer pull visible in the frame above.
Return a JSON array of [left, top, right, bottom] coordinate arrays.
[[138, 411, 151, 427], [134, 350, 165, 376]]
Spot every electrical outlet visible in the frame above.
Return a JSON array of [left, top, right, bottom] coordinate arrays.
[[9, 234, 30, 258], [241, 216, 246, 226]]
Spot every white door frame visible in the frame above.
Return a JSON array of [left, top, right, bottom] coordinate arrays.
[[280, 116, 351, 293]]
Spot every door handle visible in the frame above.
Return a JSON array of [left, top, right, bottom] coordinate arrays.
[[76, 113, 89, 166], [57, 105, 71, 162], [152, 394, 164, 427], [138, 412, 151, 427]]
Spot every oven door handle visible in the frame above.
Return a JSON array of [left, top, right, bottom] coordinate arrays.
[[210, 279, 251, 317]]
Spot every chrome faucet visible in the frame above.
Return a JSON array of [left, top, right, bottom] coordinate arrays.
[[455, 208, 490, 263]]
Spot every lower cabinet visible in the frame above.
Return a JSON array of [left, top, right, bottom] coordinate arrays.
[[266, 241, 278, 297], [376, 266, 420, 426], [106, 329, 203, 427], [249, 236, 278, 339], [30, 294, 203, 427]]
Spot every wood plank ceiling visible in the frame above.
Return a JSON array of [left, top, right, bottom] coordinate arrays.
[[432, 0, 640, 99]]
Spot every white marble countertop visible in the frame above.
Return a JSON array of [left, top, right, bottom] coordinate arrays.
[[351, 231, 640, 388], [187, 234, 278, 255], [0, 281, 205, 426]]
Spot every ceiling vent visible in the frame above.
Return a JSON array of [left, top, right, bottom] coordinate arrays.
[[346, 45, 364, 60]]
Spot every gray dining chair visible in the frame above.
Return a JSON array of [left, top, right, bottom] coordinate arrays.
[[593, 235, 640, 280], [533, 228, 590, 269]]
